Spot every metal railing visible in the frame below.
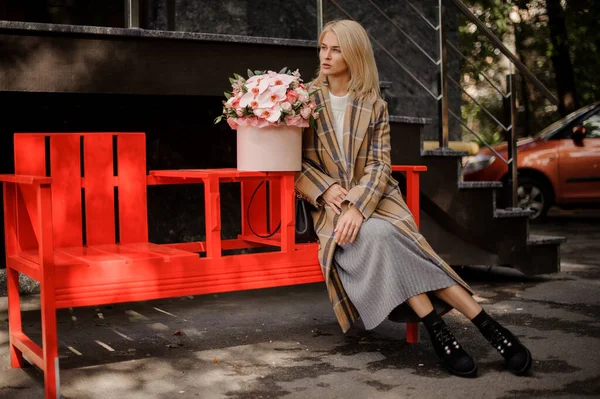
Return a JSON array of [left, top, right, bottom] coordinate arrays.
[[317, 0, 559, 209]]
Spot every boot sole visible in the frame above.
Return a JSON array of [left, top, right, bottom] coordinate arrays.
[[446, 363, 478, 378], [509, 347, 532, 375]]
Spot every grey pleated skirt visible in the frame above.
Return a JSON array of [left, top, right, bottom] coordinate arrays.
[[334, 217, 458, 330]]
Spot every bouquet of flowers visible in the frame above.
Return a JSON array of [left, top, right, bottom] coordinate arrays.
[[214, 67, 321, 130]]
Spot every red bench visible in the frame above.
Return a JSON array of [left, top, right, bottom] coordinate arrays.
[[1, 132, 427, 399]]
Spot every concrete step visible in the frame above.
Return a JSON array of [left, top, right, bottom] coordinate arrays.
[[494, 208, 535, 219], [421, 148, 467, 157], [458, 181, 503, 189], [528, 234, 568, 246]]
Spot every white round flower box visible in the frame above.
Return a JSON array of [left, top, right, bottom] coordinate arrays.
[[236, 125, 302, 171]]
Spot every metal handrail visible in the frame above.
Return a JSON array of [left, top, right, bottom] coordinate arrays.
[[327, 0, 440, 100], [318, 0, 558, 208], [449, 109, 511, 165], [402, 0, 439, 31], [446, 41, 507, 98], [363, 0, 440, 65], [450, 0, 558, 105], [447, 76, 511, 132]]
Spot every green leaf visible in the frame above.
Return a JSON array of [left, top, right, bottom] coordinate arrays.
[[247, 69, 254, 77], [279, 66, 288, 74], [224, 92, 232, 100], [229, 77, 236, 84], [214, 116, 223, 124]]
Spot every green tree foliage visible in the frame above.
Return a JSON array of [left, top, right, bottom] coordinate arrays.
[[458, 0, 599, 144]]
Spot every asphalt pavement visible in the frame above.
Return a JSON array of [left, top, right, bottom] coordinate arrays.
[[1, 211, 599, 399]]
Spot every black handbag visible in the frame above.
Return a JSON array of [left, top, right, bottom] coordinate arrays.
[[294, 196, 318, 243], [247, 181, 318, 243]]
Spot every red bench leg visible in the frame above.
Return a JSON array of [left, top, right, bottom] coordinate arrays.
[[41, 285, 59, 399], [7, 267, 26, 368], [405, 171, 422, 344], [204, 176, 222, 258], [38, 184, 59, 399], [4, 183, 26, 367]]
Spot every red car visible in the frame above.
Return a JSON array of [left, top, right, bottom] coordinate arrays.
[[463, 102, 600, 220]]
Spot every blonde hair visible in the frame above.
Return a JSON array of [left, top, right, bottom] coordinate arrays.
[[312, 20, 381, 103]]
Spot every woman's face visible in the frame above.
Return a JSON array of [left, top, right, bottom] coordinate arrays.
[[319, 31, 349, 79]]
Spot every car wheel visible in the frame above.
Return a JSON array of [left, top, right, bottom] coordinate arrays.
[[516, 176, 552, 222]]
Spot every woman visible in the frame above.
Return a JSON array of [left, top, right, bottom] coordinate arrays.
[[294, 20, 532, 377]]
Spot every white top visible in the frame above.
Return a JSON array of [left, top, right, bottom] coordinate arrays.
[[329, 92, 349, 161]]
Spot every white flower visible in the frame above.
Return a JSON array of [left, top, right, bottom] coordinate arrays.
[[295, 88, 309, 103], [280, 102, 292, 112]]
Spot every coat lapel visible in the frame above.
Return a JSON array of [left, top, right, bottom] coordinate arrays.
[[315, 87, 347, 175], [344, 95, 373, 178]]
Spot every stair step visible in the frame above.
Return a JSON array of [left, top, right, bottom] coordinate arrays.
[[494, 208, 535, 218], [389, 115, 432, 125], [421, 148, 467, 157], [458, 181, 503, 189], [528, 234, 567, 246]]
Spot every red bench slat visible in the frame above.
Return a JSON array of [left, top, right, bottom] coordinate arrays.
[[50, 135, 84, 248], [83, 135, 116, 245], [117, 134, 149, 243]]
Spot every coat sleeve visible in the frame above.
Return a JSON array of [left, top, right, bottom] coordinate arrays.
[[294, 127, 338, 207], [344, 101, 391, 219]]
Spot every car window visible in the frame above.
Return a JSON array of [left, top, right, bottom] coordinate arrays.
[[536, 103, 598, 140], [583, 113, 600, 139]]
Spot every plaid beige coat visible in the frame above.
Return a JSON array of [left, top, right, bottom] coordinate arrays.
[[295, 86, 474, 333]]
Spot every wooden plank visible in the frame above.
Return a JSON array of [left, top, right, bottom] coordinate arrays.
[[91, 244, 163, 261], [50, 134, 83, 248], [14, 134, 45, 251], [57, 247, 127, 266], [117, 134, 148, 243], [11, 332, 44, 370], [83, 134, 116, 245], [6, 256, 41, 281], [123, 242, 198, 261], [3, 182, 18, 258], [0, 175, 51, 184]]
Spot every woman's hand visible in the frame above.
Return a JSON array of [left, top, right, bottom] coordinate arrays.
[[334, 205, 363, 245], [321, 184, 348, 215]]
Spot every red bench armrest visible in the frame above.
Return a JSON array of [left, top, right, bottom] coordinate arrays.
[[391, 165, 427, 173], [0, 174, 52, 185]]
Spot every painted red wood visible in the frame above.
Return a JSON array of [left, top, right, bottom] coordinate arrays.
[[241, 180, 268, 237], [38, 184, 58, 399], [2, 133, 429, 397], [204, 176, 222, 258], [117, 134, 148, 243], [83, 135, 116, 245], [50, 135, 83, 248], [14, 134, 45, 252], [391, 165, 428, 345]]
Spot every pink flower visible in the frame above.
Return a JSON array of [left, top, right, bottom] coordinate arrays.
[[268, 73, 295, 88], [286, 90, 299, 104], [227, 118, 239, 130], [253, 106, 282, 123], [285, 114, 309, 128], [300, 106, 312, 119]]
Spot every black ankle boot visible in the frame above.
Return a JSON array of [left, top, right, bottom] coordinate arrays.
[[421, 310, 477, 377], [472, 310, 532, 375]]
